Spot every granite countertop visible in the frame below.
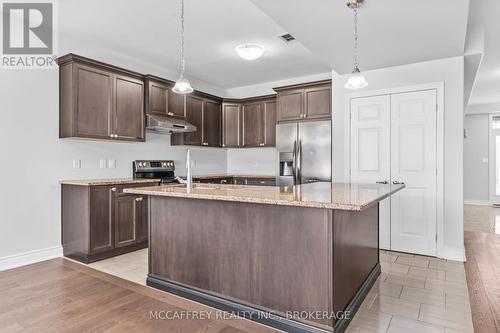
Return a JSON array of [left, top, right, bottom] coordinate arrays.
[[124, 182, 405, 211], [59, 179, 160, 186]]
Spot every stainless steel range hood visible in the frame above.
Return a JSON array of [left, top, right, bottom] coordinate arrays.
[[146, 114, 196, 134]]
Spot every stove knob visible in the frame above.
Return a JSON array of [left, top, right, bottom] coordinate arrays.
[[163, 162, 167, 167]]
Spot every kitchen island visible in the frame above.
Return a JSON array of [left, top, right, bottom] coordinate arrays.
[[124, 182, 404, 333]]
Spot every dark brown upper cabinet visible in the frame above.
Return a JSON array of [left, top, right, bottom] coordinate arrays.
[[274, 80, 331, 123], [224, 95, 276, 148], [221, 103, 241, 148], [242, 102, 265, 147], [171, 92, 222, 147], [144, 75, 185, 119], [203, 99, 222, 147], [58, 54, 145, 142], [242, 96, 276, 148]]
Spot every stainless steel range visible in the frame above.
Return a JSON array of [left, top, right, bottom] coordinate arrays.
[[133, 160, 179, 184]]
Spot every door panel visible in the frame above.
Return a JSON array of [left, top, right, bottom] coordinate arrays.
[[222, 104, 241, 148], [242, 103, 264, 147], [264, 101, 277, 147], [203, 100, 221, 147], [168, 89, 186, 119], [390, 90, 437, 256], [278, 89, 303, 122], [299, 121, 331, 183], [148, 81, 168, 115], [184, 95, 204, 145], [114, 194, 138, 248], [350, 95, 391, 250], [304, 86, 331, 120], [114, 75, 144, 140], [90, 186, 113, 254], [75, 65, 112, 138]]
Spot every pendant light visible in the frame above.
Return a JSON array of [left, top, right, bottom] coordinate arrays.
[[173, 0, 193, 94], [345, 0, 368, 90]]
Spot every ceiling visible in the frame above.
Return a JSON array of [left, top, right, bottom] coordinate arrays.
[[58, 0, 329, 89], [249, 0, 470, 74], [467, 0, 500, 106], [58, 0, 500, 105]]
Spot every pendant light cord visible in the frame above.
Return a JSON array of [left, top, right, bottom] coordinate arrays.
[[180, 0, 185, 77], [353, 8, 359, 69]]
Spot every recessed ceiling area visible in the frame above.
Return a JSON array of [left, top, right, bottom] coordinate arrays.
[[249, 0, 470, 74], [58, 0, 330, 90]]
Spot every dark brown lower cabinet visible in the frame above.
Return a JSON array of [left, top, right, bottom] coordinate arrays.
[[62, 183, 153, 263]]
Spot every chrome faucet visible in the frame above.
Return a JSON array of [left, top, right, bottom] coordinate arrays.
[[174, 150, 193, 192]]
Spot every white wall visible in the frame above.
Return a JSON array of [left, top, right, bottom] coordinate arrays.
[[464, 114, 489, 203], [226, 148, 278, 175], [332, 56, 465, 260], [0, 68, 227, 269], [226, 72, 331, 98]]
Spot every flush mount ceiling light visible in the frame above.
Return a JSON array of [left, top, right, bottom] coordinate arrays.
[[234, 44, 265, 61], [173, 0, 193, 94], [345, 0, 368, 90]]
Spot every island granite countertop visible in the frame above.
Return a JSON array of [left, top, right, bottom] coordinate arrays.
[[124, 182, 404, 211]]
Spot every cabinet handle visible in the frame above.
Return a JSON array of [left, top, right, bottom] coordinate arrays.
[[203, 142, 208, 146], [135, 197, 143, 202], [111, 187, 117, 192]]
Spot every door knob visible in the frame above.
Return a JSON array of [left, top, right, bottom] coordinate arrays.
[[392, 181, 405, 185], [376, 181, 388, 184]]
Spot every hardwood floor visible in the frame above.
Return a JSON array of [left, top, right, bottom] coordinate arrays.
[[464, 204, 500, 333], [0, 258, 278, 333]]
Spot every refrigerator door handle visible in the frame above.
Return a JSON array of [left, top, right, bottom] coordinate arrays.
[[297, 140, 302, 184], [292, 140, 297, 184]]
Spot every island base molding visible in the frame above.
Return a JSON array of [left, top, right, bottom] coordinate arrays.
[[147, 263, 380, 333]]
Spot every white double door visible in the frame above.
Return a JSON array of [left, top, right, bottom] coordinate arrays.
[[350, 90, 437, 256]]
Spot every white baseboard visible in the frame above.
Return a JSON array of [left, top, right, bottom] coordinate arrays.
[[0, 246, 63, 271], [440, 246, 466, 262], [464, 200, 491, 206]]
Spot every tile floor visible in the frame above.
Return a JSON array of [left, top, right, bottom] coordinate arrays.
[[88, 247, 473, 333]]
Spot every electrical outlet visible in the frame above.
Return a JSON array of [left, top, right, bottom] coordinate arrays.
[[108, 159, 116, 169], [99, 159, 107, 169], [72, 159, 81, 169]]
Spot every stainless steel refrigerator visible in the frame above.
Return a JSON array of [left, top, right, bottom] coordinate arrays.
[[276, 120, 331, 186]]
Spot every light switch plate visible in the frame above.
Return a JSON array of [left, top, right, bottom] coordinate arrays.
[[482, 157, 489, 163], [108, 159, 116, 169], [72, 159, 81, 169], [99, 159, 107, 169]]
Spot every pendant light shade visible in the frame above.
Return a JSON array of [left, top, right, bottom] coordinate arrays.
[[173, 0, 193, 94], [345, 0, 368, 90], [345, 67, 368, 90], [173, 76, 194, 94]]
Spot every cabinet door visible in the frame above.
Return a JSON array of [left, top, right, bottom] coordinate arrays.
[[168, 90, 186, 119], [222, 104, 241, 148], [277, 89, 303, 122], [146, 80, 168, 116], [90, 186, 114, 254], [114, 194, 138, 248], [184, 95, 204, 145], [203, 100, 221, 147], [304, 85, 331, 120], [74, 64, 113, 139], [264, 100, 277, 147], [136, 196, 148, 243], [114, 75, 145, 141], [242, 103, 265, 147]]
